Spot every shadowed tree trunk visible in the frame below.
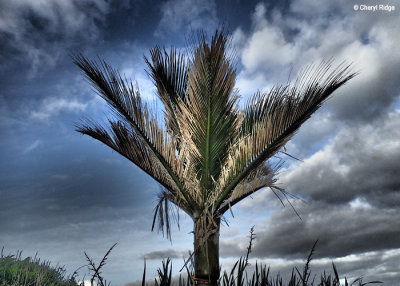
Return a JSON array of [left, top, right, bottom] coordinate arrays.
[[194, 216, 220, 286]]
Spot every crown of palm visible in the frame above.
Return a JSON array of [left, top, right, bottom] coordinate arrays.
[[74, 31, 355, 238]]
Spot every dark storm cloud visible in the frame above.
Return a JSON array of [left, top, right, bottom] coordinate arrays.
[[247, 201, 400, 259], [220, 202, 400, 284], [220, 241, 243, 258], [329, 55, 400, 123], [221, 199, 400, 259], [216, 110, 400, 275], [0, 0, 110, 77], [282, 111, 400, 207]]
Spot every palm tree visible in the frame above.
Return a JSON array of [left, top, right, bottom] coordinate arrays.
[[74, 30, 355, 286]]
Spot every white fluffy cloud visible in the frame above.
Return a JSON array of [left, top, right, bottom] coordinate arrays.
[[233, 1, 400, 121], [242, 4, 293, 73]]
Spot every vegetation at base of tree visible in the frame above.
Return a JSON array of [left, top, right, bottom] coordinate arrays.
[[141, 229, 383, 286], [0, 238, 383, 286]]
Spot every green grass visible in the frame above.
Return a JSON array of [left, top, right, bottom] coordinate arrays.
[[0, 248, 80, 286]]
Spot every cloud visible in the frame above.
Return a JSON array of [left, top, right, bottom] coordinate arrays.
[[223, 110, 400, 263], [78, 280, 97, 286], [233, 1, 400, 121], [155, 0, 217, 37], [248, 201, 400, 259], [241, 3, 293, 73], [23, 140, 42, 154], [120, 67, 157, 101], [220, 205, 400, 283], [0, 0, 110, 77], [242, 248, 400, 285], [284, 111, 340, 158], [31, 97, 87, 120], [281, 110, 400, 206], [141, 249, 188, 260], [322, 32, 400, 121]]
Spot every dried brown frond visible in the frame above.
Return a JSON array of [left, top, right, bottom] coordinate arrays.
[[145, 46, 188, 139], [217, 162, 277, 214], [152, 190, 186, 241], [77, 121, 178, 196], [73, 55, 198, 213]]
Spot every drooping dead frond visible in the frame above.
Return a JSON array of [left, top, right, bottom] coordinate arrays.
[[214, 61, 357, 212], [151, 190, 183, 241]]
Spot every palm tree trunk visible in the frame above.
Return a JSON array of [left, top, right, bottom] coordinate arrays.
[[194, 216, 220, 286]]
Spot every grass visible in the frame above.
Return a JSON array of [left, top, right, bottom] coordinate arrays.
[[0, 247, 79, 286], [136, 227, 383, 286], [0, 230, 383, 286]]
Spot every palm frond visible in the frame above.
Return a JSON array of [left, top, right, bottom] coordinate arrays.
[[217, 162, 278, 214], [145, 47, 188, 139], [151, 190, 185, 241], [77, 121, 178, 199], [176, 31, 240, 206], [214, 61, 357, 212], [73, 55, 198, 213]]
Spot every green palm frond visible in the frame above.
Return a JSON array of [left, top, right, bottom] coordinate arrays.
[[176, 31, 240, 206], [214, 61, 357, 213]]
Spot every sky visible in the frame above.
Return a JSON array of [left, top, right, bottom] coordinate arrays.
[[0, 0, 399, 285]]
